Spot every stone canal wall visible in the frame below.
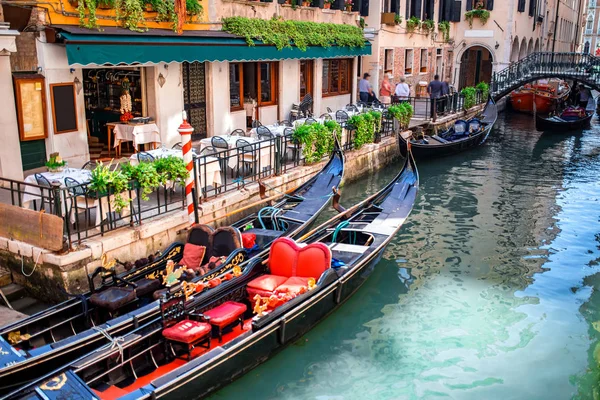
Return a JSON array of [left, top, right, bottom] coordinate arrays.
[[0, 135, 402, 302]]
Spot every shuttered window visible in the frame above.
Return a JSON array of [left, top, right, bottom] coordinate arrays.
[[517, 0, 525, 12]]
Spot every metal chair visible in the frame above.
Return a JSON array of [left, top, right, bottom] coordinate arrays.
[[251, 120, 262, 128], [279, 120, 292, 127], [258, 132, 274, 141], [82, 160, 97, 171], [345, 104, 359, 113], [34, 173, 52, 211], [236, 139, 256, 176], [137, 152, 155, 163], [172, 142, 183, 150], [211, 136, 231, 179], [336, 110, 349, 126], [319, 113, 333, 120], [199, 146, 217, 156], [305, 118, 318, 125], [326, 107, 333, 113], [256, 125, 272, 137], [64, 177, 96, 229], [283, 127, 294, 137], [230, 129, 247, 137]]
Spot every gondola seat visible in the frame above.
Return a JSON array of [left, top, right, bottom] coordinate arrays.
[[204, 301, 247, 342], [247, 238, 331, 299], [181, 225, 243, 274], [89, 287, 137, 312], [134, 278, 161, 297], [162, 320, 212, 344], [468, 119, 481, 133]]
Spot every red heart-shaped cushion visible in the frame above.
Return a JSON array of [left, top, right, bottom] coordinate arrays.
[[268, 237, 331, 279]]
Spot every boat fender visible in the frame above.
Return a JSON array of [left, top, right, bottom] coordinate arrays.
[[278, 319, 286, 345]]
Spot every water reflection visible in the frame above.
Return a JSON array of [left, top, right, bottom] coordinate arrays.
[[210, 112, 600, 400]]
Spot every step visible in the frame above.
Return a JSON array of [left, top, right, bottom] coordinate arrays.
[[0, 283, 26, 303], [10, 297, 48, 316]]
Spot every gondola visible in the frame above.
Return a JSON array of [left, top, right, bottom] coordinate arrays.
[[535, 107, 594, 132], [399, 97, 498, 160], [0, 149, 344, 394], [4, 152, 418, 400]]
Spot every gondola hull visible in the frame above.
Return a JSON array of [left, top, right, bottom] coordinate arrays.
[[0, 151, 344, 394], [535, 112, 594, 132], [399, 98, 497, 160]]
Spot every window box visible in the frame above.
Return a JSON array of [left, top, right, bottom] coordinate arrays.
[[381, 12, 396, 25], [405, 68, 412, 75]]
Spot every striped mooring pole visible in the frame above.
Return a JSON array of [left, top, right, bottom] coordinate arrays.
[[178, 111, 195, 223]]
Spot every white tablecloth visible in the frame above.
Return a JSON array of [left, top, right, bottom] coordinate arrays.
[[22, 169, 134, 227], [249, 125, 289, 137], [200, 136, 275, 170], [129, 148, 222, 189], [113, 123, 161, 150]]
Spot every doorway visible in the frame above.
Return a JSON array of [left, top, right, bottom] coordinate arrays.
[[458, 46, 493, 89], [182, 62, 207, 140], [300, 60, 314, 99]]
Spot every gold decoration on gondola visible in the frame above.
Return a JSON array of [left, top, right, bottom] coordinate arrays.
[[163, 260, 184, 287], [232, 265, 242, 277], [308, 278, 316, 290], [181, 281, 199, 300], [7, 331, 30, 345], [101, 253, 116, 272], [39, 373, 68, 391], [252, 294, 269, 316]]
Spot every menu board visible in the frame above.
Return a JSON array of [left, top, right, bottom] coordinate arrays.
[[50, 83, 78, 134], [14, 75, 47, 141]]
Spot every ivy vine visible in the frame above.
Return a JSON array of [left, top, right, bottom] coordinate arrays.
[[406, 16, 421, 34], [388, 102, 414, 130], [464, 9, 490, 28], [347, 111, 382, 150], [438, 21, 450, 42], [421, 19, 435, 36], [292, 121, 340, 164], [222, 16, 365, 51]]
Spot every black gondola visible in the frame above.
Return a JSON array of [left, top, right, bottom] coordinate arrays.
[[535, 108, 594, 131], [0, 149, 344, 394], [4, 152, 417, 400], [399, 98, 498, 160]]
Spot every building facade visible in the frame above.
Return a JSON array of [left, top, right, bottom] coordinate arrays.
[[583, 0, 600, 54], [0, 0, 368, 180]]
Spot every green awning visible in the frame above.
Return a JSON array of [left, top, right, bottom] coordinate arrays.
[[56, 26, 371, 66]]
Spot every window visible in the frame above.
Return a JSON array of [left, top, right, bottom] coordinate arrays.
[[322, 59, 352, 96], [517, 0, 525, 12], [405, 49, 414, 75], [229, 62, 278, 111], [420, 49, 428, 73], [384, 49, 394, 74]]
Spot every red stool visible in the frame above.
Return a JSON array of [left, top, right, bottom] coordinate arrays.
[[204, 301, 247, 342]]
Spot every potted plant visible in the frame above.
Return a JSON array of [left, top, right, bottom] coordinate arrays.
[[344, 0, 353, 11], [406, 16, 420, 34], [394, 14, 402, 25], [46, 153, 66, 173], [302, 0, 310, 6], [323, 0, 333, 8], [88, 161, 132, 212], [464, 2, 490, 28], [421, 19, 435, 36]]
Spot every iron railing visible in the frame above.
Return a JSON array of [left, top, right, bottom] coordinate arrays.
[[391, 90, 485, 122], [492, 52, 600, 99]]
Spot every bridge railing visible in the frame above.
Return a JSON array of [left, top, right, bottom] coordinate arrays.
[[491, 52, 600, 98]]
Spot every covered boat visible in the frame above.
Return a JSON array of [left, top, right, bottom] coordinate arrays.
[[510, 81, 570, 114], [399, 97, 498, 160], [4, 152, 417, 400], [0, 149, 344, 394]]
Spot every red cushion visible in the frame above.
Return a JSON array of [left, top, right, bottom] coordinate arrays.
[[268, 238, 331, 279], [276, 276, 310, 294], [162, 319, 211, 344], [247, 287, 276, 299], [204, 301, 247, 328], [179, 243, 206, 271], [248, 275, 288, 292], [242, 233, 256, 249]]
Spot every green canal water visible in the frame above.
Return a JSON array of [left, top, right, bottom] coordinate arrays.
[[211, 112, 600, 400]]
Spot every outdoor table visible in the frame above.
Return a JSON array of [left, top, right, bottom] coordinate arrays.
[[22, 169, 135, 227], [199, 135, 275, 171], [113, 123, 161, 155], [129, 147, 222, 190], [249, 125, 288, 137]]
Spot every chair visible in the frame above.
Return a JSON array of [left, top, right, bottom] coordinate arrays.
[[468, 118, 482, 133], [279, 120, 292, 127], [203, 300, 247, 342], [88, 266, 138, 315], [34, 173, 52, 211], [345, 104, 359, 113], [199, 146, 217, 156], [326, 107, 333, 113], [161, 293, 211, 360], [256, 125, 272, 137], [211, 136, 230, 179], [304, 118, 317, 125], [299, 93, 313, 118], [236, 138, 256, 176], [335, 110, 349, 125], [258, 132, 274, 141], [172, 142, 183, 150], [82, 161, 97, 171], [251, 120, 263, 128], [137, 152, 155, 163], [283, 127, 294, 137], [230, 129, 247, 137], [285, 131, 301, 164], [356, 101, 367, 108], [319, 113, 333, 121], [65, 177, 96, 229]]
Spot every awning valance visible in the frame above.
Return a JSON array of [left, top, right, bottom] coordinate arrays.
[[54, 26, 371, 67]]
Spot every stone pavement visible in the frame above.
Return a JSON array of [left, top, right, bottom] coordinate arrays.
[[0, 306, 26, 326]]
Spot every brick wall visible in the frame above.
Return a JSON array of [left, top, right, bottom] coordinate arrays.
[[378, 46, 454, 98], [9, 7, 40, 72]]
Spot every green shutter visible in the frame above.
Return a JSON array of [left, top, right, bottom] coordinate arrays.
[[20, 139, 47, 171]]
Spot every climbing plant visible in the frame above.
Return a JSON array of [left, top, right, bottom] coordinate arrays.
[[421, 19, 435, 36], [464, 8, 490, 28], [406, 16, 421, 34], [438, 21, 450, 42], [461, 87, 477, 110], [293, 121, 340, 164], [222, 17, 365, 51], [347, 112, 381, 150]]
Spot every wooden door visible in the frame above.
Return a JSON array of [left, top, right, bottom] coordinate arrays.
[[182, 62, 207, 140], [300, 60, 314, 100]]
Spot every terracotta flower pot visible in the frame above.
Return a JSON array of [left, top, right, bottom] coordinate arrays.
[[345, 5, 352, 11], [324, 2, 331, 8], [302, 1, 310, 6]]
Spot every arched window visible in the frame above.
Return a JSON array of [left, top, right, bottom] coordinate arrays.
[[587, 13, 595, 33]]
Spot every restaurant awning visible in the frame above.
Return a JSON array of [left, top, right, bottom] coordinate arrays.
[[52, 26, 372, 67]]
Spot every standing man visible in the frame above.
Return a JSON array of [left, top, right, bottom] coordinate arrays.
[[359, 72, 373, 103], [578, 84, 591, 108], [427, 74, 443, 118], [440, 77, 451, 113]]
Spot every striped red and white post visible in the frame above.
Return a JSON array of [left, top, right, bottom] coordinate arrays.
[[178, 111, 195, 223]]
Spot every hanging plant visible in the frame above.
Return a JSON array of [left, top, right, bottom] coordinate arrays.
[[476, 81, 489, 100], [394, 14, 402, 25], [121, 162, 161, 201], [406, 16, 421, 34], [388, 103, 413, 130], [222, 17, 365, 51], [421, 19, 435, 36], [438, 21, 450, 42], [464, 8, 490, 28], [292, 121, 339, 164], [154, 156, 189, 183], [89, 161, 131, 212]]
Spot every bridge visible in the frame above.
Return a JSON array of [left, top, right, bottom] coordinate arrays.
[[491, 52, 600, 100]]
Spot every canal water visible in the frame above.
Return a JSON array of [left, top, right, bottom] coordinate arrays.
[[211, 112, 600, 400]]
